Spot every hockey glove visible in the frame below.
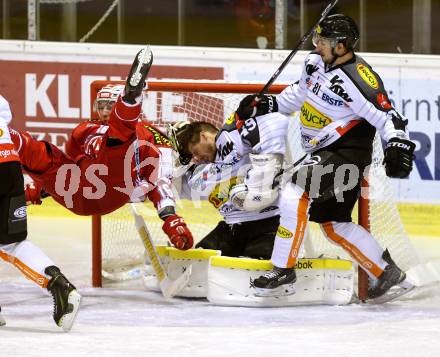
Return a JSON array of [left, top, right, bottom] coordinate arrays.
[[162, 215, 194, 250], [236, 94, 278, 120], [383, 138, 416, 178], [25, 182, 43, 205]]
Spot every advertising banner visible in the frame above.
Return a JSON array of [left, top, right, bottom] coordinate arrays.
[[0, 41, 438, 203]]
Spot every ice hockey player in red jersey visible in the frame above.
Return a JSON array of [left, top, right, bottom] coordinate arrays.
[[236, 15, 415, 302], [0, 94, 80, 332], [11, 46, 193, 251]]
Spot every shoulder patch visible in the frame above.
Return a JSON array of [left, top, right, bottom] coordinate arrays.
[[341, 55, 388, 111], [356, 63, 379, 89]]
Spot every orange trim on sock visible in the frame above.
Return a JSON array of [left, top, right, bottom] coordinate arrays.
[[0, 250, 49, 288], [286, 192, 309, 268], [322, 222, 383, 277]]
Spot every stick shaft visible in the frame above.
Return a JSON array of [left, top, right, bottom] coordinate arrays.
[[259, 0, 338, 95]]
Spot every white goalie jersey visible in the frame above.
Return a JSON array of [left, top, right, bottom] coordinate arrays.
[[182, 112, 289, 224]]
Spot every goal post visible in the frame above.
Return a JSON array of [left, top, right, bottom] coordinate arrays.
[[90, 80, 420, 301]]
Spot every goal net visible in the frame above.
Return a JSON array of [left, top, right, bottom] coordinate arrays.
[[90, 80, 420, 297]]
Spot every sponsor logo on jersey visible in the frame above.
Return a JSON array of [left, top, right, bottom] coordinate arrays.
[[329, 76, 353, 102], [208, 177, 239, 208], [0, 128, 3, 137], [225, 112, 235, 125], [145, 126, 172, 146], [377, 93, 392, 110], [356, 63, 379, 89], [0, 149, 17, 159], [218, 140, 234, 160], [300, 102, 332, 129], [277, 225, 293, 238], [14, 206, 27, 219], [321, 92, 344, 106]]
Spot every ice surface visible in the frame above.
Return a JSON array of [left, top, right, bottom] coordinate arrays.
[[1, 216, 440, 357]]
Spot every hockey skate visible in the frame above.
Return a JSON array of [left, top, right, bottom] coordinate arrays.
[[0, 306, 5, 326], [45, 266, 81, 332], [251, 267, 296, 297], [367, 249, 415, 304], [123, 45, 153, 104]]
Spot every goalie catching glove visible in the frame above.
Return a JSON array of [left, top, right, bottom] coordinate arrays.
[[383, 137, 416, 178], [236, 94, 278, 120], [162, 215, 194, 250]]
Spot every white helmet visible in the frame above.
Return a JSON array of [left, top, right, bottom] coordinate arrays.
[[94, 84, 124, 107], [93, 84, 124, 122]]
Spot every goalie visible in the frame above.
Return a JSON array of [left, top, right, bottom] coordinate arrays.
[[11, 46, 193, 251], [169, 110, 289, 259], [235, 14, 416, 301]]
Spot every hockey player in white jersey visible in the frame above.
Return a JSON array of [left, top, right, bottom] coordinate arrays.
[[170, 112, 288, 259], [0, 94, 80, 331], [236, 14, 415, 301]]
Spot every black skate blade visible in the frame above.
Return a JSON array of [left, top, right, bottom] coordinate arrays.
[[253, 284, 296, 297], [129, 46, 153, 87], [367, 280, 415, 304]]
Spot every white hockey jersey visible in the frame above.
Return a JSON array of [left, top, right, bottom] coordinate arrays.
[[183, 112, 288, 224], [277, 52, 409, 153]]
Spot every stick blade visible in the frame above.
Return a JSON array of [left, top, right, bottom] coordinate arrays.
[[160, 265, 192, 298]]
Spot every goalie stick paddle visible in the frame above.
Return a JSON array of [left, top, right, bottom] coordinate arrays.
[[259, 0, 338, 95], [130, 204, 191, 298]]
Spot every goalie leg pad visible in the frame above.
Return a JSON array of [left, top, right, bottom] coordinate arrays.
[[143, 246, 221, 298], [207, 256, 354, 307]]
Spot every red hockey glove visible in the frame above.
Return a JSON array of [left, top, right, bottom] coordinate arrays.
[[162, 215, 194, 250], [25, 182, 42, 205]]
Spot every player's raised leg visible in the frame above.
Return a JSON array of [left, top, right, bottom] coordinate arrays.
[[123, 45, 153, 104]]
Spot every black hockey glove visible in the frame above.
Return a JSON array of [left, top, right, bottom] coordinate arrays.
[[236, 94, 278, 120], [383, 138, 416, 178]]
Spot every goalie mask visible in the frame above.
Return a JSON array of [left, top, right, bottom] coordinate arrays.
[[93, 84, 124, 123], [167, 121, 193, 165]]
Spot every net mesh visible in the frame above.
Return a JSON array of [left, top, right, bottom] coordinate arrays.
[[96, 82, 420, 279]]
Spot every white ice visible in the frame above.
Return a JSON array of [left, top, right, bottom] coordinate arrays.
[[1, 216, 440, 357]]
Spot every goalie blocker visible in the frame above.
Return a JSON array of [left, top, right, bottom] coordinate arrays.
[[142, 247, 354, 306]]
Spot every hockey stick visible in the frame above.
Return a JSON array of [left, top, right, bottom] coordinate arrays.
[[259, 0, 338, 95], [130, 203, 191, 298]]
